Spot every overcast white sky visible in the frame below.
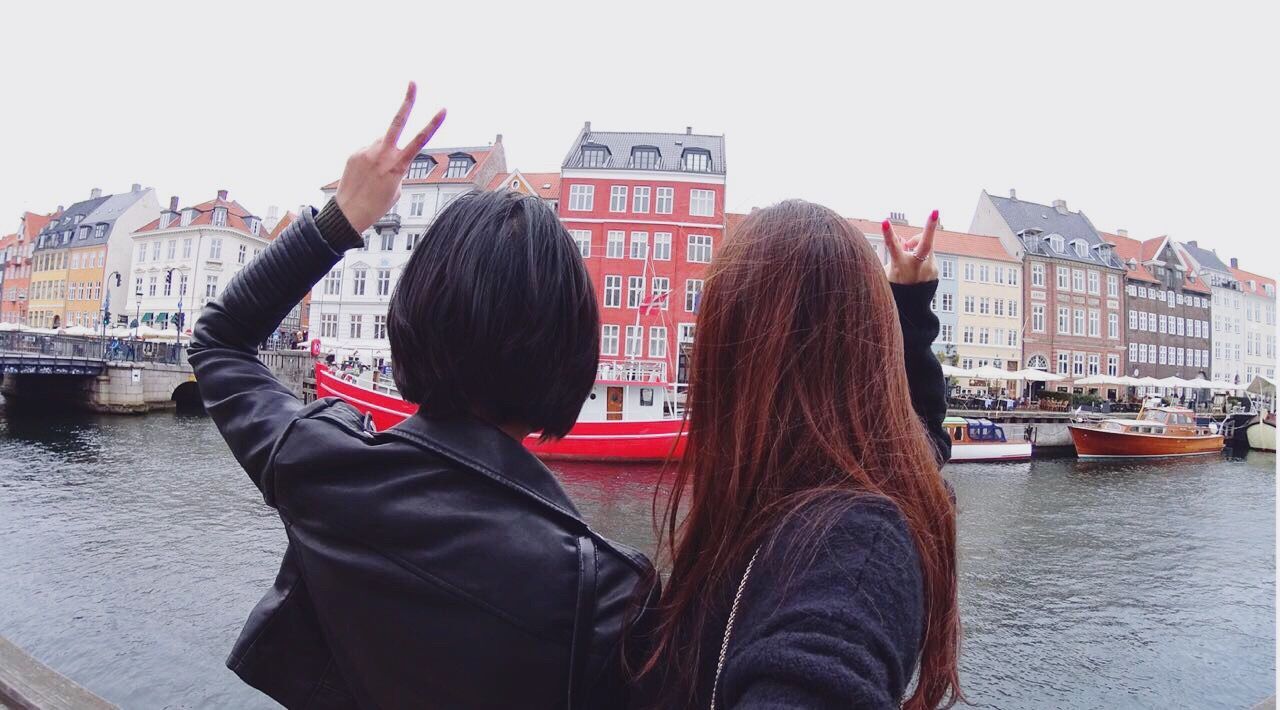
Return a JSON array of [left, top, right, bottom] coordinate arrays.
[[2, 1, 1276, 276]]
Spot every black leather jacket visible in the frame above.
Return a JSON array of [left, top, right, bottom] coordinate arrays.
[[189, 206, 657, 709]]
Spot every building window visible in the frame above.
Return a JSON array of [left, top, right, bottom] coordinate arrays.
[[1088, 270, 1100, 294], [630, 232, 649, 260], [376, 269, 391, 296], [655, 188, 674, 214], [632, 186, 651, 213], [319, 314, 338, 338], [409, 193, 426, 217], [687, 234, 712, 263], [249, 218, 261, 237], [685, 279, 703, 312], [1056, 265, 1070, 290], [962, 326, 974, 344], [630, 147, 660, 170], [1056, 306, 1069, 334], [181, 209, 195, 227], [649, 326, 667, 358], [568, 185, 594, 211], [351, 268, 366, 296], [148, 275, 158, 296], [94, 224, 106, 239], [348, 314, 363, 339], [581, 146, 610, 168], [445, 154, 474, 178], [324, 269, 341, 296], [1088, 309, 1100, 337], [963, 263, 975, 282], [601, 325, 619, 355], [689, 190, 715, 217], [603, 275, 621, 308], [681, 148, 712, 172], [405, 232, 421, 251], [1074, 308, 1086, 335], [152, 241, 162, 260], [1073, 353, 1085, 375], [238, 244, 247, 264], [963, 296, 975, 314], [994, 298, 1005, 317], [1088, 354, 1101, 375], [606, 231, 625, 259], [1049, 234, 1064, 253], [407, 157, 435, 179], [165, 239, 176, 260], [940, 259, 954, 279], [205, 274, 218, 298], [979, 297, 990, 315], [609, 185, 628, 212], [653, 232, 672, 261], [1030, 262, 1045, 287], [373, 315, 387, 339], [627, 276, 645, 308], [978, 264, 990, 282], [978, 327, 990, 345], [570, 230, 591, 258], [212, 208, 228, 227], [182, 238, 192, 259], [651, 277, 670, 310], [1072, 269, 1085, 292], [209, 238, 223, 260], [625, 325, 644, 357], [1107, 274, 1119, 297], [939, 324, 954, 343], [380, 231, 395, 251], [1032, 304, 1046, 332], [940, 293, 953, 312], [179, 273, 188, 296]]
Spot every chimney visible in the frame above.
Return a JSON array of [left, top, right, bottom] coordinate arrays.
[[686, 126, 693, 135], [216, 189, 229, 201], [1009, 188, 1017, 200], [267, 205, 279, 221], [1186, 240, 1198, 247], [1116, 228, 1128, 238], [131, 183, 142, 193], [494, 133, 503, 144], [1052, 199, 1068, 214], [583, 121, 591, 132], [168, 195, 179, 212], [1230, 257, 1239, 269], [90, 187, 102, 199], [887, 211, 909, 226]]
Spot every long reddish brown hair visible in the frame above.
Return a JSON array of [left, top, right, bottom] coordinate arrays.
[[636, 200, 961, 708]]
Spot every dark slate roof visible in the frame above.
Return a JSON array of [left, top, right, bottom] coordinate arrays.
[[35, 196, 110, 251], [35, 190, 151, 251], [562, 127, 726, 174], [1178, 241, 1231, 274], [989, 194, 1122, 269]]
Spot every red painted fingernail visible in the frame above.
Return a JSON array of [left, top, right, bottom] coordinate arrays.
[[882, 219, 891, 232], [930, 209, 939, 222]]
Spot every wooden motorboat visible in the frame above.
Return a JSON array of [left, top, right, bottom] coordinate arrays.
[[943, 417, 1032, 462], [1068, 405, 1223, 459]]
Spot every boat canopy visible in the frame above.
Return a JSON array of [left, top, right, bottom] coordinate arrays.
[[963, 417, 1007, 442]]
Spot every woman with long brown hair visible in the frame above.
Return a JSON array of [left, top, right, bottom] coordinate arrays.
[[633, 200, 961, 708]]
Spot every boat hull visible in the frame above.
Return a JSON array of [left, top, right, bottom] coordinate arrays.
[[316, 366, 686, 462], [948, 442, 1032, 462], [1246, 421, 1276, 452], [1067, 424, 1223, 459]]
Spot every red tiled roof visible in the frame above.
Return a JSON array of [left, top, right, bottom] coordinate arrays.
[[0, 233, 17, 250], [847, 218, 1019, 262], [1172, 248, 1212, 294], [1138, 236, 1165, 262], [486, 172, 511, 190], [134, 194, 264, 238], [321, 145, 501, 190], [268, 212, 298, 241], [522, 172, 561, 200], [21, 211, 58, 241], [1231, 267, 1276, 296], [1100, 231, 1159, 284]]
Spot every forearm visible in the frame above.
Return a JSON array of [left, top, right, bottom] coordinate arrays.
[[891, 281, 951, 465]]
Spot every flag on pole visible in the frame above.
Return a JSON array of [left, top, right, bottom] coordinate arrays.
[[639, 290, 670, 315]]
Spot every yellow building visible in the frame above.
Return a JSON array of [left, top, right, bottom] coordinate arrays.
[[28, 247, 67, 329]]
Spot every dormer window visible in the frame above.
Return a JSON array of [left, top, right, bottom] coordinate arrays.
[[445, 153, 475, 178], [93, 224, 105, 239], [77, 226, 90, 240], [212, 207, 228, 227], [159, 212, 171, 229], [630, 146, 661, 170], [181, 209, 195, 227], [1072, 240, 1088, 258], [407, 156, 435, 179], [1047, 234, 1064, 253], [581, 145, 610, 168], [247, 218, 261, 237], [74, 215, 84, 224], [681, 148, 712, 172]]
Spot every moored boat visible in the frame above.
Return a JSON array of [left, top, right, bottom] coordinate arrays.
[[942, 416, 1032, 462], [1246, 414, 1276, 453], [1068, 405, 1223, 459], [315, 361, 687, 462]]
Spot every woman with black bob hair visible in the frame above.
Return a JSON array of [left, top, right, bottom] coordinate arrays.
[[190, 83, 656, 709], [387, 188, 598, 438]]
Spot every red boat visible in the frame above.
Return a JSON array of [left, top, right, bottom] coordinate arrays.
[[315, 361, 687, 462], [1067, 405, 1224, 459]]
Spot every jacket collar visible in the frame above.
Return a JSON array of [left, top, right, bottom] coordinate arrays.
[[389, 411, 584, 524]]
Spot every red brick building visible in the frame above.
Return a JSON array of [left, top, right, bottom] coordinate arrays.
[[558, 123, 725, 387]]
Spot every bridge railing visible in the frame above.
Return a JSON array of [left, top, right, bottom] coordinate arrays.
[[0, 331, 182, 365]]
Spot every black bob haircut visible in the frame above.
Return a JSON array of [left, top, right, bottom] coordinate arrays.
[[387, 189, 599, 439]]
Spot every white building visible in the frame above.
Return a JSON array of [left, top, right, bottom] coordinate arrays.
[[1176, 240, 1247, 387], [308, 136, 507, 363], [1231, 263, 1276, 383], [125, 190, 270, 335]]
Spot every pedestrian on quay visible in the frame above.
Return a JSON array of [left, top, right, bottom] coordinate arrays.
[[629, 202, 962, 709], [189, 83, 655, 709]]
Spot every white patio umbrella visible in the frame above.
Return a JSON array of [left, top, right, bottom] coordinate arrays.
[[1182, 377, 1215, 389], [1134, 376, 1164, 387], [1073, 374, 1115, 386], [62, 325, 96, 336], [970, 365, 1015, 380], [941, 364, 974, 377], [0, 321, 20, 331], [133, 324, 164, 338], [1156, 376, 1191, 387], [1014, 368, 1065, 382], [1247, 376, 1276, 396]]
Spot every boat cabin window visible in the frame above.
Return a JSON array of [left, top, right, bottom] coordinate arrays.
[[640, 387, 654, 407], [951, 427, 965, 442]]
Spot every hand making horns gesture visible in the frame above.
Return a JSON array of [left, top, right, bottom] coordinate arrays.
[[882, 209, 941, 285], [334, 82, 447, 234]]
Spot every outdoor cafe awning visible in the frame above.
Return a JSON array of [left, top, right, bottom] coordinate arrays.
[[141, 312, 154, 323], [155, 312, 169, 325]]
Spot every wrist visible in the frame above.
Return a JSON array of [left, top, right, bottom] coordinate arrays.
[[316, 199, 365, 251]]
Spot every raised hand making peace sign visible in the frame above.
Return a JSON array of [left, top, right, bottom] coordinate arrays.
[[881, 209, 941, 285], [334, 82, 447, 234]]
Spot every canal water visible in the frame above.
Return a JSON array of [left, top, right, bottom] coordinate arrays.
[[0, 403, 1273, 709]]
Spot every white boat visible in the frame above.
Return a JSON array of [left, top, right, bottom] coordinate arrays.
[[943, 417, 1032, 462]]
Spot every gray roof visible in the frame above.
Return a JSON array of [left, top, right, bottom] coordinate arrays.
[[1178, 241, 1231, 274], [989, 194, 1122, 269], [35, 196, 110, 251], [561, 127, 726, 175], [35, 190, 150, 251]]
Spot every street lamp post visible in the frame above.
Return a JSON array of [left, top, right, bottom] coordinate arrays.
[[134, 288, 143, 340]]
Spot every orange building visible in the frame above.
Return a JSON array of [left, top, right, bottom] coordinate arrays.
[[2, 210, 57, 324]]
